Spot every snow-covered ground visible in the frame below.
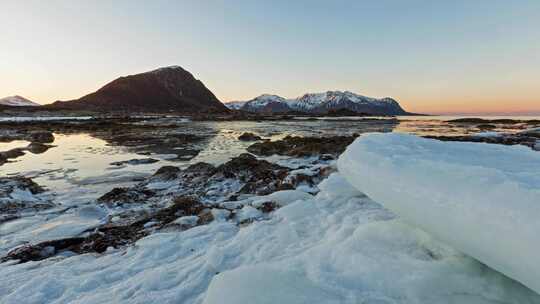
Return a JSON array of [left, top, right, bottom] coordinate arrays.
[[339, 133, 540, 295], [0, 96, 40, 107], [1, 134, 539, 303]]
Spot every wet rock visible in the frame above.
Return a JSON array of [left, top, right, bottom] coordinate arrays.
[[0, 176, 53, 214], [26, 131, 55, 143], [0, 148, 25, 160], [424, 133, 539, 151], [213, 153, 291, 195], [110, 158, 159, 166], [238, 132, 262, 141], [97, 187, 156, 206], [26, 142, 53, 154], [1, 238, 86, 263], [256, 201, 280, 213], [0, 197, 216, 263], [477, 124, 497, 130], [0, 176, 45, 196], [247, 135, 357, 157], [447, 118, 540, 125], [152, 165, 181, 180]]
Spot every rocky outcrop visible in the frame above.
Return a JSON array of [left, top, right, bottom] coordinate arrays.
[[238, 132, 262, 141], [247, 135, 358, 157]]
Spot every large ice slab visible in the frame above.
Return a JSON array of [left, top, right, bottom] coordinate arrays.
[[338, 133, 540, 294]]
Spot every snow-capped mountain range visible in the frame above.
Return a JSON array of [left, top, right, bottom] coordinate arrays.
[[0, 95, 40, 107], [225, 91, 408, 115]]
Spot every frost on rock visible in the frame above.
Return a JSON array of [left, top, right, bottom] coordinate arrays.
[[338, 133, 540, 294]]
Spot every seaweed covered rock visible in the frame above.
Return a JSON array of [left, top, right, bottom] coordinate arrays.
[[247, 135, 357, 157], [238, 132, 262, 141]]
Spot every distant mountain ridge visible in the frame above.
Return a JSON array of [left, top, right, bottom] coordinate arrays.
[[226, 91, 408, 115], [48, 66, 229, 113], [0, 95, 40, 107]]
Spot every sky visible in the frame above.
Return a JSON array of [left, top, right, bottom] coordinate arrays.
[[1, 0, 539, 115]]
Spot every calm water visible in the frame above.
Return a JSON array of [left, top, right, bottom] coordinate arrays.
[[1, 116, 538, 199]]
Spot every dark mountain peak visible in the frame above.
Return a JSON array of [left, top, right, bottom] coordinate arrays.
[[49, 66, 229, 113]]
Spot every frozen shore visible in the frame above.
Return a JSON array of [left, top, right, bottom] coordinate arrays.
[[1, 133, 539, 303]]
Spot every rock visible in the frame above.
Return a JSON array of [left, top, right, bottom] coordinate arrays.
[[26, 142, 53, 154], [0, 176, 53, 214], [97, 187, 156, 206], [424, 134, 540, 151], [110, 158, 159, 166], [0, 176, 45, 196], [477, 124, 497, 130], [26, 131, 54, 143], [256, 201, 280, 213], [247, 135, 357, 157], [152, 166, 181, 180], [0, 148, 25, 160], [238, 132, 262, 141]]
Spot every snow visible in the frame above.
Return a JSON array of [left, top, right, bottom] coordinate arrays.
[[1, 132, 539, 303], [287, 91, 396, 111], [173, 216, 199, 227], [236, 91, 399, 112], [1, 172, 538, 303], [246, 94, 287, 107], [250, 190, 313, 208], [223, 101, 246, 110], [203, 265, 340, 304], [0, 96, 40, 107], [338, 133, 540, 295]]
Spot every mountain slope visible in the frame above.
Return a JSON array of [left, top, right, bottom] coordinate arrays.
[[224, 101, 246, 110], [49, 66, 229, 113], [240, 94, 291, 113], [0, 96, 40, 107], [234, 91, 408, 115]]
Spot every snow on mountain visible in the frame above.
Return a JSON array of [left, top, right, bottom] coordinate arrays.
[[288, 91, 405, 114], [224, 101, 246, 110], [240, 94, 291, 113], [0, 95, 40, 107], [233, 91, 407, 115]]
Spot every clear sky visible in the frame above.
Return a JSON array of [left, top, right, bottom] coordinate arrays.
[[1, 0, 539, 114]]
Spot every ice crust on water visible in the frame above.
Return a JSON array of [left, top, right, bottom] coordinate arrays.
[[2, 173, 538, 303], [338, 133, 540, 294]]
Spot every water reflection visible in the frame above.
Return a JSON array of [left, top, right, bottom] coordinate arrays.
[[1, 116, 537, 199]]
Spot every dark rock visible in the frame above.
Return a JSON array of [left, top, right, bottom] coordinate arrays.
[[256, 201, 280, 213], [26, 142, 53, 154], [1, 196, 217, 264], [424, 134, 539, 151], [247, 135, 357, 157], [152, 166, 181, 180], [476, 124, 497, 130], [0, 176, 45, 196], [26, 131, 55, 143], [97, 187, 156, 206], [110, 158, 159, 166], [0, 148, 25, 160], [238, 132, 262, 141]]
